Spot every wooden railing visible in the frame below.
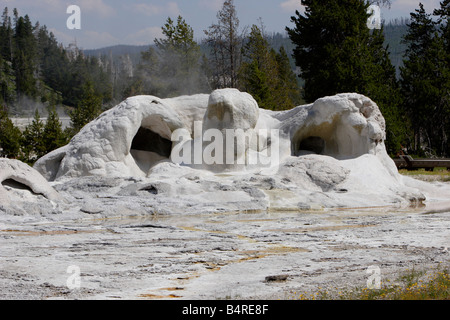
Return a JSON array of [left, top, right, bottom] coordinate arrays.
[[394, 155, 450, 171]]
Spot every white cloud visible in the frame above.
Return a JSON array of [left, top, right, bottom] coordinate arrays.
[[166, 2, 181, 16], [40, 0, 66, 12], [280, 0, 305, 13], [4, 0, 67, 14], [8, 0, 116, 18], [133, 2, 181, 17], [78, 0, 116, 18]]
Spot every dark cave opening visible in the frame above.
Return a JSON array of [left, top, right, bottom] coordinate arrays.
[[1, 179, 38, 195], [298, 136, 326, 155], [131, 127, 172, 158]]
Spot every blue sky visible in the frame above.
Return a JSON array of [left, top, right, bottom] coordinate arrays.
[[1, 0, 443, 49]]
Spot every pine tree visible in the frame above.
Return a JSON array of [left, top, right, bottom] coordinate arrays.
[[275, 46, 303, 108], [239, 25, 302, 111], [434, 0, 450, 156], [204, 0, 244, 89], [434, 0, 450, 52], [13, 14, 37, 99], [400, 3, 449, 156], [154, 16, 208, 96], [0, 8, 16, 106], [132, 16, 208, 98], [239, 25, 279, 109], [287, 0, 372, 102], [155, 16, 200, 70], [0, 54, 16, 105], [286, 0, 404, 154], [21, 108, 45, 163], [87, 55, 113, 104], [43, 106, 67, 154], [366, 27, 408, 154], [37, 26, 70, 104], [0, 7, 13, 62], [0, 106, 21, 158], [69, 81, 103, 136], [132, 46, 159, 96]]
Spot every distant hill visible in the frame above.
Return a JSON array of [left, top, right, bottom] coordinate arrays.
[[82, 22, 409, 78], [383, 22, 409, 74], [84, 44, 151, 65]]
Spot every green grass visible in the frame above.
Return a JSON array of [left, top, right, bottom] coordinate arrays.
[[289, 267, 450, 300], [399, 168, 450, 182]]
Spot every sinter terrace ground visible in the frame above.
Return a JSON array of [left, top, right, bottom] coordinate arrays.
[[0, 172, 449, 300]]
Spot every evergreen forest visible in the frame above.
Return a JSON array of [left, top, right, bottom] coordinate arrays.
[[0, 0, 449, 164]]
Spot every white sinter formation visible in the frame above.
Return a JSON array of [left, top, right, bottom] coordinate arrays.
[[3, 89, 449, 219]]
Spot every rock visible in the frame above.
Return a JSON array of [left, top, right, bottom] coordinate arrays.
[[204, 88, 259, 132], [264, 275, 289, 282], [0, 159, 63, 217], [277, 155, 349, 192], [34, 94, 210, 180], [0, 159, 61, 206], [33, 146, 68, 181], [30, 89, 443, 214], [278, 93, 386, 159], [174, 89, 261, 172], [202, 88, 259, 171], [80, 203, 104, 214], [35, 91, 392, 181]]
